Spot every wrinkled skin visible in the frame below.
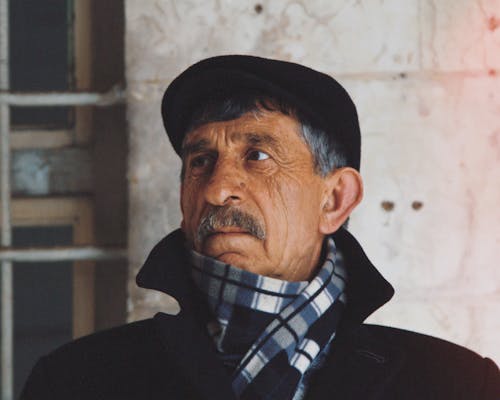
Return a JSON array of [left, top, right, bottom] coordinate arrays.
[[180, 110, 362, 281]]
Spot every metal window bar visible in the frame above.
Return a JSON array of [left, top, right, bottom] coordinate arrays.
[[0, 1, 12, 398], [0, 1, 126, 397], [0, 87, 125, 107], [0, 246, 128, 263]]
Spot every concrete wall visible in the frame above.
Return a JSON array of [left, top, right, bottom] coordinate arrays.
[[125, 0, 500, 362]]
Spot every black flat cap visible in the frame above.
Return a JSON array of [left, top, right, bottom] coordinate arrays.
[[161, 55, 361, 170]]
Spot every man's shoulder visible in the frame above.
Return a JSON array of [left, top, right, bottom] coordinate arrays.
[[36, 318, 172, 380], [20, 318, 193, 399], [48, 318, 159, 360], [313, 323, 500, 399], [358, 323, 496, 370], [360, 323, 484, 353]]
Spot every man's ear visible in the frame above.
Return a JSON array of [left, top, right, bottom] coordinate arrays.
[[319, 167, 363, 235]]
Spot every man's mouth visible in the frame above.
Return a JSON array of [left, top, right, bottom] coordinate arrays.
[[207, 227, 249, 236]]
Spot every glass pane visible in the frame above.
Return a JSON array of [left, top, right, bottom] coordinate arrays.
[[9, 0, 74, 129], [0, 226, 74, 397]]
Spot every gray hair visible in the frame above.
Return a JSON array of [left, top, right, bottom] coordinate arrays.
[[300, 122, 347, 177]]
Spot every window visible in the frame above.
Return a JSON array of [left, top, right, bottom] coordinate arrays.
[[1, 1, 126, 397]]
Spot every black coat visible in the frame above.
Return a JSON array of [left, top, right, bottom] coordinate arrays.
[[21, 229, 500, 399]]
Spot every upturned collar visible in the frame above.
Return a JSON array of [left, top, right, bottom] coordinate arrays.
[[136, 227, 394, 328]]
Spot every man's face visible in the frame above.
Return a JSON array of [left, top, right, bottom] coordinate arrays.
[[180, 110, 329, 281]]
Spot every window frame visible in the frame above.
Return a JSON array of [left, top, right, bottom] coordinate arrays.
[[10, 197, 96, 338], [10, 0, 92, 150], [6, 0, 96, 338]]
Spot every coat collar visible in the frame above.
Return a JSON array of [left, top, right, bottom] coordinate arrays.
[[136, 230, 236, 399], [135, 227, 394, 326], [135, 228, 397, 400]]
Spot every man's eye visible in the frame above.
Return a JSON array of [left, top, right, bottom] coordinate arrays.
[[190, 155, 213, 169], [247, 150, 270, 161]]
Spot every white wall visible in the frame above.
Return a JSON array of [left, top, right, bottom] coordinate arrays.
[[125, 0, 500, 362]]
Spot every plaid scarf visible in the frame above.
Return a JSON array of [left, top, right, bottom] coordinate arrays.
[[190, 237, 347, 400]]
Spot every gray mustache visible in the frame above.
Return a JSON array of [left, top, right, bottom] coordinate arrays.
[[196, 206, 266, 245]]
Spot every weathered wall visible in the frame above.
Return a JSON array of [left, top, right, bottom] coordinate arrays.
[[125, 0, 500, 362]]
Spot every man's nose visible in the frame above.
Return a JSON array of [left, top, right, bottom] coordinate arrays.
[[204, 158, 245, 206]]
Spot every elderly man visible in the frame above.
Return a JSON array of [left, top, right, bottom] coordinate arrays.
[[22, 56, 499, 399]]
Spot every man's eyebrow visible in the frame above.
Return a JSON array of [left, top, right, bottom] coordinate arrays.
[[181, 139, 211, 157], [243, 132, 279, 147], [181, 132, 280, 157]]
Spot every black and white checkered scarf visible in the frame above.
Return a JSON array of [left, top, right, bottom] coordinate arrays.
[[190, 237, 347, 399]]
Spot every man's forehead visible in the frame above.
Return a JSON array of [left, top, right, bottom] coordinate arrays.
[[182, 111, 301, 149], [183, 129, 279, 148]]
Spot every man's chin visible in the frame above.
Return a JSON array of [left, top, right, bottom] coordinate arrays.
[[213, 252, 271, 276], [198, 233, 266, 267], [201, 233, 257, 254], [213, 252, 246, 266], [197, 243, 274, 276]]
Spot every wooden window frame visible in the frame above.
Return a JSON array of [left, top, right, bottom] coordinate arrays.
[[7, 1, 96, 338], [10, 0, 92, 150], [10, 197, 95, 338]]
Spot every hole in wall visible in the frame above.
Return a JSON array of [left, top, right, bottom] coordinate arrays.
[[412, 201, 423, 210], [381, 201, 394, 212]]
